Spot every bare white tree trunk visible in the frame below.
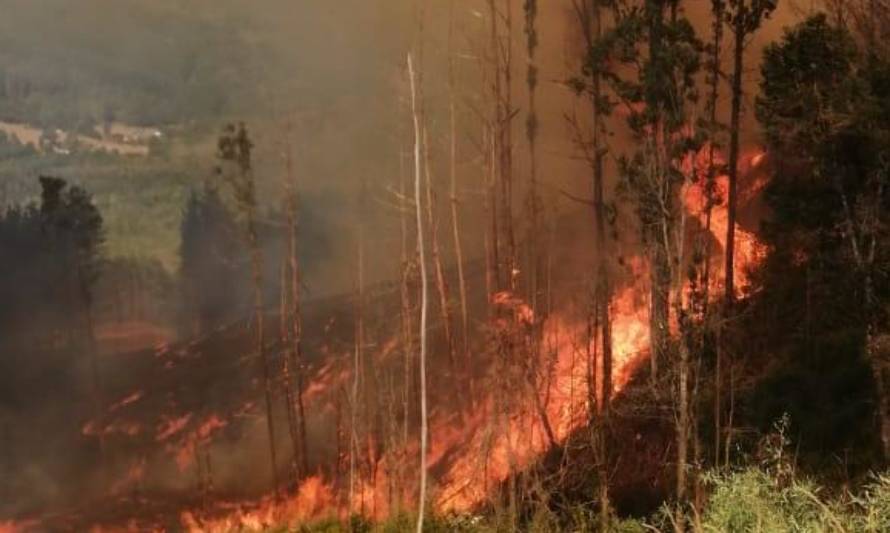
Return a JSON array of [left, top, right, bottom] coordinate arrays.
[[408, 53, 429, 533]]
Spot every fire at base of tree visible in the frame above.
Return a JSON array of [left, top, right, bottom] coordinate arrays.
[[3, 1, 890, 532]]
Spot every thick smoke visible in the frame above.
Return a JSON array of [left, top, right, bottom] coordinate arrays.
[[0, 0, 805, 527]]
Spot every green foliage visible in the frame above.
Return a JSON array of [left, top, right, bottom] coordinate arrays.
[[694, 466, 890, 532], [741, 330, 876, 471], [756, 14, 862, 155], [585, 2, 705, 250], [698, 469, 837, 532], [644, 420, 890, 532], [0, 133, 200, 269], [741, 14, 890, 476], [855, 474, 890, 531], [727, 0, 778, 33]]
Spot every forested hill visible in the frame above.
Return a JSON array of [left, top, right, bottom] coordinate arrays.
[[0, 0, 276, 128], [0, 0, 409, 129], [0, 0, 411, 275]]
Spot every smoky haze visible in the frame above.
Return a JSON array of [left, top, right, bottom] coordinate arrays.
[[0, 0, 806, 527]]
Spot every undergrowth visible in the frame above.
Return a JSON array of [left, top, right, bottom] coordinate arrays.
[[263, 418, 890, 532]]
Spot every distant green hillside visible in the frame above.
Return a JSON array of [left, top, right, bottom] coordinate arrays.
[[0, 0, 287, 128], [0, 0, 413, 276], [0, 0, 297, 270], [0, 132, 206, 270]]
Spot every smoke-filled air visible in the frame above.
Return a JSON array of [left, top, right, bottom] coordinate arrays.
[[3, 1, 890, 531]]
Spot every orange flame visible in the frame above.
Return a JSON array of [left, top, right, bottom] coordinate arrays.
[[181, 475, 334, 532], [683, 147, 768, 293], [176, 147, 769, 531]]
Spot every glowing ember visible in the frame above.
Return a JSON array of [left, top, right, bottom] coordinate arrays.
[[170, 414, 229, 471], [0, 521, 38, 533], [108, 391, 144, 412], [110, 457, 147, 495], [0, 522, 21, 533], [82, 419, 143, 438], [156, 413, 192, 442]]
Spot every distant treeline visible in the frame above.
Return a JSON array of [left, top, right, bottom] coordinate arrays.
[[0, 0, 281, 129]]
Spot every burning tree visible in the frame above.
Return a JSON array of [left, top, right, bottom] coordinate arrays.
[[568, 0, 619, 526], [584, 1, 707, 527]]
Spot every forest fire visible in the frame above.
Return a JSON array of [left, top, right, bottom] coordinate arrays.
[[178, 297, 652, 531], [683, 148, 769, 293], [12, 1, 889, 531], [47, 137, 771, 533], [174, 150, 767, 531], [181, 476, 335, 533], [166, 136, 768, 529], [434, 293, 651, 514]]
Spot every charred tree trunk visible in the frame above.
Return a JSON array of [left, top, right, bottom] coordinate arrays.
[[724, 8, 744, 308], [448, 0, 470, 374], [282, 132, 309, 479], [349, 184, 366, 514], [279, 259, 301, 484], [285, 144, 309, 478], [422, 127, 457, 368], [230, 208, 281, 497], [721, 0, 776, 466], [218, 123, 280, 496], [524, 0, 540, 311], [249, 218, 279, 497], [708, 0, 726, 469], [650, 244, 670, 381], [488, 0, 503, 292], [501, 0, 517, 291], [590, 5, 613, 422], [647, 0, 668, 383], [398, 141, 416, 448], [574, 0, 615, 524]]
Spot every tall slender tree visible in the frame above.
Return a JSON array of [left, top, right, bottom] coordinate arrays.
[[723, 0, 777, 306], [422, 127, 458, 368], [501, 0, 517, 291], [706, 0, 728, 469], [524, 0, 541, 310], [282, 126, 309, 478], [592, 3, 705, 527], [407, 52, 430, 533], [488, 0, 503, 292], [720, 0, 777, 465], [570, 0, 616, 525], [216, 123, 280, 495], [448, 0, 471, 378]]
